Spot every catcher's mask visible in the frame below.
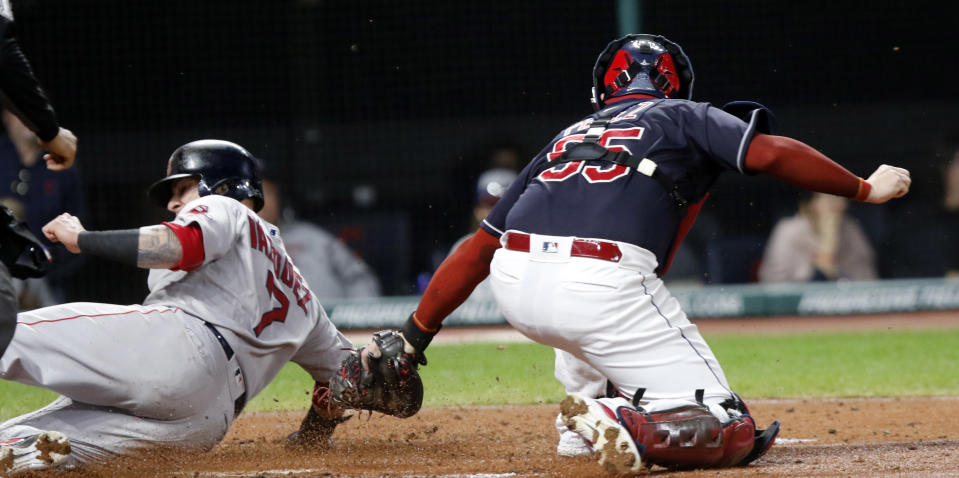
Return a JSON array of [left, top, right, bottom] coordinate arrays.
[[148, 139, 264, 212], [591, 34, 694, 110]]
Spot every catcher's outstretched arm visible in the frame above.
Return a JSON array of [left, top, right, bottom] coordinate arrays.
[[744, 133, 870, 199], [744, 133, 911, 203], [403, 227, 501, 350]]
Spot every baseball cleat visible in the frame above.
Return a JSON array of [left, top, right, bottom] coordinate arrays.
[[555, 413, 593, 457], [560, 393, 643, 475], [0, 431, 72, 474], [557, 429, 594, 457], [285, 407, 352, 451]]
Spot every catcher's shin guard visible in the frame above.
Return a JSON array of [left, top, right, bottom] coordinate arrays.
[[616, 401, 724, 469], [728, 395, 780, 466], [615, 399, 760, 469]]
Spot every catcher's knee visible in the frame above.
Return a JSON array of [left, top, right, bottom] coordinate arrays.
[[616, 397, 760, 469]]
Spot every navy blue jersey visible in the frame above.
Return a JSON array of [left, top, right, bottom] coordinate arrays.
[[480, 98, 758, 271]]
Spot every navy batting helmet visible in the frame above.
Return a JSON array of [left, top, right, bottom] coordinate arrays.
[[148, 139, 264, 212], [591, 34, 694, 109]]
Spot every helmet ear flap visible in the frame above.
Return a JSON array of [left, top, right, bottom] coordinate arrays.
[[591, 37, 630, 109], [658, 39, 694, 100], [591, 34, 694, 107], [196, 179, 214, 198]]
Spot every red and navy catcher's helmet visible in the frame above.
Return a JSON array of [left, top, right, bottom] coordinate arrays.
[[591, 34, 694, 109]]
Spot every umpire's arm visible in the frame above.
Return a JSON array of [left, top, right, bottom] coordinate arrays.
[[0, 16, 57, 140], [0, 16, 77, 169]]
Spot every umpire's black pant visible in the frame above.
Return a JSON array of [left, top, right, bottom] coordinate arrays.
[[0, 263, 17, 359]]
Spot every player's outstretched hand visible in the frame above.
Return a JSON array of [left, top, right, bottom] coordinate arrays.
[[41, 213, 86, 253], [40, 127, 78, 171], [864, 164, 911, 204]]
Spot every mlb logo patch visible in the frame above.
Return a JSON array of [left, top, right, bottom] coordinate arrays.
[[541, 241, 559, 253]]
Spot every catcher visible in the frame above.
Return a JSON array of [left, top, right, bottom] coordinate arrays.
[[334, 33, 910, 474]]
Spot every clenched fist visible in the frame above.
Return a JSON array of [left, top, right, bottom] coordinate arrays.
[[864, 164, 911, 204], [42, 213, 86, 253]]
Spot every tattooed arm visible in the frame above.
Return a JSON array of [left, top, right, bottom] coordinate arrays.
[[42, 214, 183, 269], [134, 225, 183, 269]]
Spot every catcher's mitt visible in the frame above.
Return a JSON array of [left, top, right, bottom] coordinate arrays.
[[330, 330, 426, 418]]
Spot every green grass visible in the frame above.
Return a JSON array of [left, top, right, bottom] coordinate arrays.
[[712, 329, 959, 398], [0, 381, 58, 419], [2, 329, 957, 420], [246, 342, 564, 412]]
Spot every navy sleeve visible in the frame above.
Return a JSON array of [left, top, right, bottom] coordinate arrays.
[[0, 17, 60, 142], [692, 103, 755, 174]]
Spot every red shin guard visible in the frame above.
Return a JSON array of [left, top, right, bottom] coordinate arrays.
[[616, 404, 757, 469]]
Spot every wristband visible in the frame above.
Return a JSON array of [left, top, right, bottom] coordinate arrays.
[[77, 230, 139, 266], [401, 312, 440, 353], [852, 178, 872, 202]]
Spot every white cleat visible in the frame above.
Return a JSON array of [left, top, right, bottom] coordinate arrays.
[[0, 431, 72, 474], [557, 429, 594, 457], [560, 393, 643, 475], [555, 413, 594, 457]]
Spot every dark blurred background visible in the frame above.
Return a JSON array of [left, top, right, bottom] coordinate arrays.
[[7, 0, 958, 303]]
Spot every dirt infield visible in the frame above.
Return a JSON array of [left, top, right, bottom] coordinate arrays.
[[43, 314, 959, 477], [71, 396, 959, 477]]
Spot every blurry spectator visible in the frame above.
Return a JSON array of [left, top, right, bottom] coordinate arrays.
[[759, 191, 876, 282], [451, 139, 528, 237], [942, 149, 959, 212], [921, 138, 959, 278], [0, 109, 85, 301], [939, 147, 959, 278], [880, 135, 959, 278], [485, 143, 525, 172], [259, 177, 381, 301], [446, 168, 519, 299], [464, 168, 518, 233]]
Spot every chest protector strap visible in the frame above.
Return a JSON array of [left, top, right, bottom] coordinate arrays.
[[533, 109, 690, 213]]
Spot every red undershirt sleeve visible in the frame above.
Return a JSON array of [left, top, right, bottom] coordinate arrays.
[[413, 228, 502, 332], [744, 133, 871, 201], [162, 222, 205, 271]]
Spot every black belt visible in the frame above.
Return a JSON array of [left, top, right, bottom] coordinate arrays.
[[203, 321, 235, 359], [202, 321, 247, 417]]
